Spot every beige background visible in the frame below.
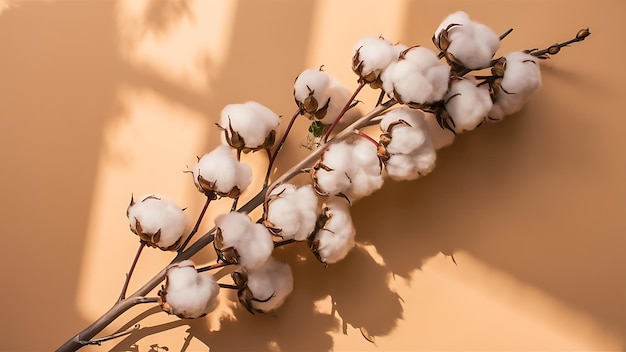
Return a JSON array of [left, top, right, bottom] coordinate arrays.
[[1, 0, 625, 351]]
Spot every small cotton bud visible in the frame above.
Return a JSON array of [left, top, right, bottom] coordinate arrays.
[[214, 211, 273, 271], [309, 197, 356, 264], [127, 193, 187, 251], [233, 257, 294, 314], [219, 101, 280, 153], [264, 184, 319, 241], [158, 260, 220, 319], [192, 145, 252, 198]]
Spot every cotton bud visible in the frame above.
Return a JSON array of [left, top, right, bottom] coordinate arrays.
[[214, 211, 273, 271], [443, 77, 492, 133], [425, 113, 455, 150], [381, 46, 451, 108], [232, 257, 294, 314], [379, 107, 437, 181], [311, 137, 383, 202], [218, 101, 280, 153], [158, 260, 220, 319], [309, 197, 356, 264], [263, 184, 319, 241], [488, 52, 542, 120], [294, 68, 360, 126], [192, 145, 252, 198], [352, 36, 399, 88], [127, 193, 187, 251], [433, 11, 500, 69]]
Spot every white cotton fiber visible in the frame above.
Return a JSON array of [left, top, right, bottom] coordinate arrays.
[[220, 101, 280, 152], [352, 36, 398, 84], [489, 51, 542, 120], [193, 145, 252, 197], [161, 260, 220, 319], [127, 193, 187, 250], [444, 77, 492, 133], [434, 11, 500, 69], [266, 184, 319, 241], [311, 197, 356, 264], [381, 46, 450, 106], [245, 257, 294, 313], [214, 211, 273, 271]]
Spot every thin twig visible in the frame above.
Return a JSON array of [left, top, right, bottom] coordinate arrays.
[[80, 324, 141, 346], [323, 81, 367, 142], [178, 193, 215, 252], [264, 108, 301, 187], [117, 242, 146, 302]]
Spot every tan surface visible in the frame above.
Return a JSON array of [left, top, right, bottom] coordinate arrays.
[[1, 0, 624, 351]]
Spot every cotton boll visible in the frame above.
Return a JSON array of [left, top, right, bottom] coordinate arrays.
[[345, 138, 384, 201], [313, 141, 354, 196], [310, 197, 356, 264], [425, 113, 455, 150], [235, 223, 274, 271], [294, 68, 331, 116], [193, 145, 252, 198], [384, 154, 416, 181], [127, 193, 187, 251], [159, 260, 220, 319], [445, 77, 492, 133], [379, 111, 437, 181], [265, 184, 319, 241], [489, 52, 542, 120], [352, 36, 398, 86], [380, 107, 427, 154], [434, 11, 500, 69], [244, 257, 294, 313], [214, 211, 273, 271], [220, 101, 280, 152], [381, 47, 450, 106]]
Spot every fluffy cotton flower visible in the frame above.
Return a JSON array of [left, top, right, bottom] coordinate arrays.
[[159, 260, 220, 319], [127, 193, 187, 251], [312, 137, 383, 201], [444, 77, 492, 133], [424, 113, 455, 150], [219, 101, 280, 153], [381, 46, 451, 107], [233, 257, 294, 314], [488, 52, 542, 120], [433, 11, 500, 69], [294, 68, 360, 126], [352, 36, 399, 88], [309, 197, 356, 264], [378, 107, 437, 181], [192, 145, 252, 198], [214, 211, 273, 271], [264, 184, 319, 241]]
